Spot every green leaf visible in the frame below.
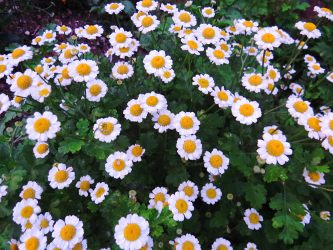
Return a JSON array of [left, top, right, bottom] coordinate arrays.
[[264, 166, 288, 182], [58, 138, 85, 154], [244, 183, 267, 209], [76, 119, 89, 136]]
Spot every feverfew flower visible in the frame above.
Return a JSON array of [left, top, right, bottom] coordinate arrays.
[[295, 21, 321, 39], [244, 208, 263, 230]]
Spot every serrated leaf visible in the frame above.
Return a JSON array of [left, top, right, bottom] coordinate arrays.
[[244, 183, 267, 209], [58, 138, 85, 154]]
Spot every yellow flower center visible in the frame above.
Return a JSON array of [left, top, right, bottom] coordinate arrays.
[[303, 22, 316, 32], [115, 33, 127, 43], [0, 64, 6, 73], [312, 64, 320, 70], [22, 188, 36, 199], [183, 186, 194, 197], [180, 116, 193, 129], [205, 8, 213, 15], [198, 78, 209, 88], [158, 114, 171, 126], [76, 63, 91, 76], [268, 83, 275, 91], [89, 84, 102, 96], [39, 88, 50, 97], [269, 70, 277, 79], [40, 218, 49, 228], [151, 56, 165, 68], [113, 159, 125, 171], [60, 224, 76, 241], [14, 96, 24, 103], [210, 155, 223, 168], [99, 122, 114, 135], [321, 7, 332, 13], [213, 49, 225, 59], [308, 172, 320, 182], [86, 25, 98, 34], [45, 32, 53, 39], [202, 27, 215, 39], [142, 0, 152, 7], [187, 40, 198, 50], [64, 49, 74, 59], [217, 245, 228, 250], [307, 117, 321, 131], [80, 180, 90, 191], [60, 25, 68, 32], [293, 101, 308, 113], [243, 20, 254, 27], [33, 118, 51, 133], [206, 188, 217, 199], [328, 136, 333, 146], [130, 104, 143, 116], [266, 139, 285, 156], [58, 43, 67, 49], [179, 12, 191, 23], [141, 16, 154, 27], [10, 242, 18, 250], [72, 242, 83, 250], [146, 96, 158, 106], [217, 91, 228, 101], [249, 213, 260, 224], [17, 75, 32, 90], [12, 48, 25, 59], [20, 206, 34, 218], [239, 104, 254, 116], [95, 187, 105, 197], [110, 3, 119, 9], [124, 223, 141, 241], [220, 43, 229, 52], [25, 236, 39, 250], [119, 47, 130, 53], [183, 140, 196, 153], [132, 145, 143, 157], [154, 192, 165, 202], [175, 199, 188, 213], [163, 71, 172, 78], [34, 65, 43, 74], [54, 170, 69, 183], [182, 241, 194, 250], [261, 33, 275, 43], [248, 75, 263, 86]]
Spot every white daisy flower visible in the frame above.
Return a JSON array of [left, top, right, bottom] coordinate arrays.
[[37, 212, 54, 234], [202, 7, 215, 18], [211, 86, 233, 109], [244, 208, 263, 230], [298, 114, 323, 140], [231, 99, 262, 125], [286, 95, 313, 119], [308, 62, 325, 75], [178, 180, 199, 201], [105, 151, 133, 179], [206, 47, 230, 65], [298, 204, 311, 226], [136, 0, 158, 12], [105, 2, 125, 15], [48, 163, 75, 189], [322, 136, 333, 154], [234, 19, 259, 34], [53, 42, 69, 53], [42, 30, 57, 43], [55, 65, 73, 86], [109, 28, 133, 48], [266, 66, 281, 82], [244, 242, 257, 250], [56, 25, 72, 35], [52, 215, 84, 249], [195, 24, 221, 45], [9, 45, 33, 65], [140, 91, 167, 114], [93, 117, 121, 143], [257, 133, 292, 165], [77, 43, 91, 54], [123, 99, 148, 123], [161, 3, 178, 14], [152, 110, 175, 133], [13, 199, 41, 225], [320, 211, 331, 221], [201, 183, 222, 205], [0, 60, 13, 79], [175, 234, 201, 250], [143, 50, 173, 76], [241, 73, 267, 93], [174, 111, 200, 135], [127, 144, 145, 162], [263, 125, 283, 137], [295, 21, 321, 39], [25, 111, 61, 142], [0, 93, 10, 114], [211, 237, 233, 250], [137, 14, 160, 34], [31, 36, 44, 46], [19, 228, 47, 250], [168, 191, 194, 221], [90, 182, 109, 204], [264, 81, 278, 95], [71, 239, 88, 250], [59, 46, 78, 64], [159, 68, 176, 83], [192, 74, 215, 94], [148, 187, 169, 212], [81, 24, 104, 40], [114, 213, 150, 250], [254, 27, 281, 50], [20, 181, 43, 200], [173, 10, 197, 27], [245, 46, 258, 56], [303, 168, 325, 187], [75, 175, 94, 197], [68, 59, 99, 82], [176, 135, 202, 160], [314, 6, 333, 20], [203, 149, 229, 175], [181, 35, 204, 55], [8, 69, 38, 97], [11, 95, 25, 108], [31, 84, 52, 103], [86, 79, 108, 102]]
